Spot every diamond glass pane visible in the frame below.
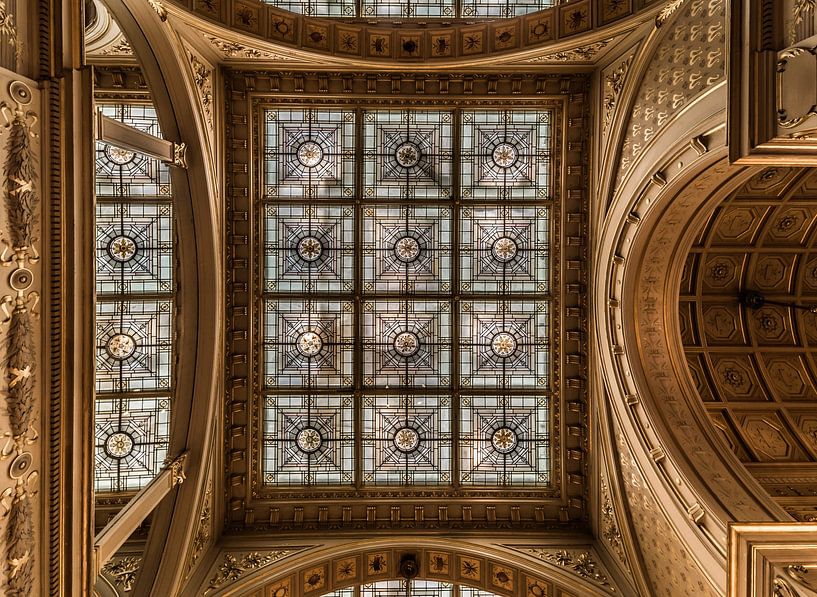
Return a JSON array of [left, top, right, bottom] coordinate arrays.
[[361, 0, 455, 17], [263, 299, 354, 388], [460, 205, 549, 293], [363, 110, 453, 200], [362, 205, 453, 294], [362, 300, 452, 388], [95, 299, 173, 393], [461, 110, 551, 200], [460, 395, 550, 486], [262, 0, 354, 15], [362, 394, 451, 485], [264, 108, 355, 199], [94, 395, 171, 492], [264, 204, 355, 293], [263, 395, 354, 485], [460, 300, 549, 388], [461, 0, 555, 17], [96, 202, 173, 295]]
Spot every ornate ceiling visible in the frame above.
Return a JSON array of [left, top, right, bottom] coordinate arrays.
[[681, 167, 817, 523]]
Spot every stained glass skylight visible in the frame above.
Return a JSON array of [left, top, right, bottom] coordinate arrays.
[[260, 106, 552, 489], [260, 0, 555, 17], [321, 580, 504, 597], [94, 103, 175, 492]]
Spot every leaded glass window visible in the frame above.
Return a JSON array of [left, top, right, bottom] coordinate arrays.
[[94, 104, 174, 492], [260, 0, 555, 17], [321, 581, 503, 597], [260, 105, 552, 489]]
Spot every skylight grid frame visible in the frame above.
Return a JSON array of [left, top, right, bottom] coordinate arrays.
[[255, 101, 557, 493], [259, 0, 555, 18], [94, 102, 177, 494]]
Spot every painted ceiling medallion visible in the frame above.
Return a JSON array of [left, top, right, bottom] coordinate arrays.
[[105, 431, 135, 458], [107, 333, 137, 360], [393, 426, 421, 453], [105, 144, 136, 165], [491, 332, 517, 358], [393, 331, 421, 357], [297, 236, 323, 263], [296, 140, 325, 168], [295, 426, 323, 454], [492, 142, 519, 168], [296, 331, 323, 357], [491, 236, 518, 263], [491, 426, 518, 453], [108, 235, 138, 262], [394, 235, 422, 263], [395, 141, 422, 168]]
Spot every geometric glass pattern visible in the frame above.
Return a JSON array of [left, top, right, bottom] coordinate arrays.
[[460, 395, 550, 485], [264, 204, 355, 293], [361, 0, 455, 17], [94, 103, 175, 492], [264, 108, 355, 199], [261, 104, 552, 488], [320, 582, 506, 597], [362, 205, 453, 294], [460, 205, 549, 294], [460, 300, 549, 388], [362, 394, 451, 485], [461, 110, 551, 200], [262, 395, 354, 486], [94, 395, 171, 492], [262, 299, 354, 388], [261, 0, 553, 18], [363, 110, 453, 200]]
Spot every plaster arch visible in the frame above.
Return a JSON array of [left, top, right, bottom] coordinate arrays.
[[593, 79, 793, 595], [194, 538, 616, 597], [97, 1, 224, 594]]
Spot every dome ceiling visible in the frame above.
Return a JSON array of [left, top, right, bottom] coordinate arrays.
[[680, 167, 817, 522], [144, 0, 664, 65]]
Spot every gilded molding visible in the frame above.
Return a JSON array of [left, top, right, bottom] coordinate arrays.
[[206, 35, 297, 61], [147, 0, 168, 22], [101, 556, 143, 592], [206, 551, 291, 592], [101, 35, 133, 57], [189, 53, 213, 129], [527, 39, 612, 62], [187, 478, 213, 575], [602, 54, 632, 132], [654, 0, 687, 28], [524, 548, 613, 592], [0, 0, 17, 60], [0, 78, 39, 597], [599, 476, 626, 565]]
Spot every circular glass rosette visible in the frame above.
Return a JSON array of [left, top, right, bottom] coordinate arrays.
[[492, 142, 519, 169], [108, 235, 138, 262], [394, 142, 422, 168], [491, 426, 518, 454], [296, 141, 324, 168], [107, 334, 137, 360], [491, 236, 518, 263], [105, 431, 135, 458], [393, 236, 422, 263], [295, 426, 323, 454], [490, 332, 518, 358], [393, 426, 421, 453], [105, 144, 136, 165], [297, 236, 323, 263], [296, 331, 323, 358], [393, 331, 420, 357]]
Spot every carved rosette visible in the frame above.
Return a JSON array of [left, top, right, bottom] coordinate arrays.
[[0, 78, 40, 595]]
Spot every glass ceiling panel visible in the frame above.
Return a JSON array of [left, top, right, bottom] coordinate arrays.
[[261, 0, 555, 17], [94, 103, 175, 493], [261, 106, 552, 489]]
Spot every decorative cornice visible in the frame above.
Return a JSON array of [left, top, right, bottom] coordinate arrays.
[[206, 551, 291, 592], [101, 556, 143, 592]]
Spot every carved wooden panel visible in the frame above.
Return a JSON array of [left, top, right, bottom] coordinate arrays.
[[681, 167, 817, 507]]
